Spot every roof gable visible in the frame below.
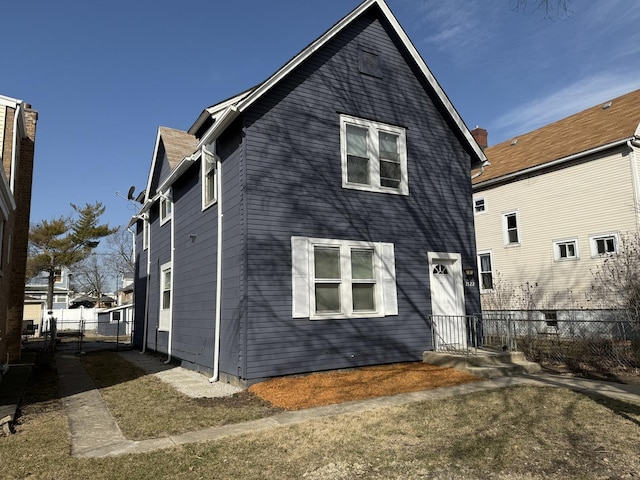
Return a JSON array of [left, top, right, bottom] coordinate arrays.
[[478, 88, 640, 184], [144, 126, 197, 202], [190, 0, 485, 164]]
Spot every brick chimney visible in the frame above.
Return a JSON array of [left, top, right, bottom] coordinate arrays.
[[471, 127, 488, 150]]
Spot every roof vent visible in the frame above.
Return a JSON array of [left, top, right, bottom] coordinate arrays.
[[510, 138, 518, 146], [602, 101, 612, 109]]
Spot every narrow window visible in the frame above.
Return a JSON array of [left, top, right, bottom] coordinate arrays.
[[351, 248, 376, 312], [503, 212, 519, 245], [159, 190, 173, 225], [314, 246, 341, 313], [162, 268, 172, 310], [202, 146, 217, 209], [478, 253, 493, 290], [159, 262, 172, 331], [346, 125, 370, 185]]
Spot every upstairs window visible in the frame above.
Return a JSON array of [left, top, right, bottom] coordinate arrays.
[[202, 146, 217, 209], [474, 198, 486, 214], [340, 115, 408, 195], [503, 211, 520, 245], [159, 190, 173, 225]]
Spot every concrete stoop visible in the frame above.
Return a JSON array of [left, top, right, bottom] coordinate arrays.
[[423, 349, 542, 379]]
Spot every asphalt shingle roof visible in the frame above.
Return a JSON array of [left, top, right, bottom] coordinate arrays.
[[158, 126, 198, 170], [476, 88, 640, 184]]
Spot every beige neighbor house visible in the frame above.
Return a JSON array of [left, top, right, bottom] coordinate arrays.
[[473, 88, 640, 311]]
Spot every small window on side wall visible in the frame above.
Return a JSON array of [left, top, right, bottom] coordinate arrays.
[[477, 252, 494, 291], [554, 238, 579, 261], [590, 233, 618, 256], [202, 146, 217, 210], [159, 190, 173, 225], [474, 198, 486, 214], [502, 211, 519, 245]]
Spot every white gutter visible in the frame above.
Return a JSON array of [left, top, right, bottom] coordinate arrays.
[[210, 148, 223, 382], [471, 160, 491, 180], [474, 138, 631, 190], [164, 190, 175, 364], [198, 105, 239, 150], [10, 103, 21, 193]]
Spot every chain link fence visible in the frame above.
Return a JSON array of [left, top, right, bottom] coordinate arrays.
[[481, 310, 640, 376]]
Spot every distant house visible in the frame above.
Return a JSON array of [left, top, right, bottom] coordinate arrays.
[[132, 0, 485, 384], [0, 95, 37, 366], [473, 88, 640, 310], [25, 267, 73, 310]]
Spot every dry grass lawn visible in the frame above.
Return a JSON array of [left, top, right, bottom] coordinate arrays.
[[249, 362, 479, 409]]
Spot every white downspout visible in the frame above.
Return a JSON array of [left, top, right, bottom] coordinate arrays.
[[628, 137, 640, 231], [210, 152, 223, 382], [142, 218, 151, 353], [164, 193, 175, 364]]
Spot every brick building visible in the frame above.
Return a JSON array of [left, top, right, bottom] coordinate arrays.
[[0, 95, 37, 367]]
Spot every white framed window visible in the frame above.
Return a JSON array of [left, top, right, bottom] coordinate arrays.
[[474, 197, 486, 214], [201, 146, 217, 210], [340, 114, 408, 195], [159, 190, 173, 225], [554, 238, 579, 261], [291, 237, 398, 319], [502, 211, 520, 245], [159, 262, 172, 331], [589, 233, 618, 256], [477, 251, 494, 291], [142, 218, 149, 250]]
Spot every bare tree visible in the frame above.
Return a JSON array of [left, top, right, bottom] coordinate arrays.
[[590, 233, 640, 327], [512, 0, 572, 19], [71, 254, 113, 307], [104, 227, 135, 279]]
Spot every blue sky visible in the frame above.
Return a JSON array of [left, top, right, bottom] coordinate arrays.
[[4, 0, 640, 230]]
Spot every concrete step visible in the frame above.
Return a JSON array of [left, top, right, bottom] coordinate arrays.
[[423, 350, 541, 379]]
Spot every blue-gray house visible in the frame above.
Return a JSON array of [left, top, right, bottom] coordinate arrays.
[[132, 0, 486, 385]]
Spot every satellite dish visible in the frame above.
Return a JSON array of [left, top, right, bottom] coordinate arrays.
[[127, 186, 135, 200]]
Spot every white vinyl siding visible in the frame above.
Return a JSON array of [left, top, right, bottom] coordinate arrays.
[[474, 149, 637, 308], [291, 237, 398, 319]]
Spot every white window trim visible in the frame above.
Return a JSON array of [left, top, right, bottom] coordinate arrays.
[[477, 250, 494, 293], [589, 232, 619, 257], [159, 189, 173, 226], [201, 145, 218, 211], [474, 197, 486, 215], [553, 237, 579, 261], [159, 261, 172, 331], [502, 210, 520, 246], [142, 217, 149, 250], [291, 236, 398, 320], [340, 114, 409, 196]]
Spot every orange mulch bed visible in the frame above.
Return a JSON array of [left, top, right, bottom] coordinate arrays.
[[248, 362, 480, 410]]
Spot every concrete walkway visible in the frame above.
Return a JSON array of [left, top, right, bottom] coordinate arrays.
[[56, 351, 640, 459]]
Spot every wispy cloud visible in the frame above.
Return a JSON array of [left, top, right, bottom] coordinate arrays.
[[490, 72, 640, 142]]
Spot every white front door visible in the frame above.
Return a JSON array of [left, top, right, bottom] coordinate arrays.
[[428, 252, 466, 350]]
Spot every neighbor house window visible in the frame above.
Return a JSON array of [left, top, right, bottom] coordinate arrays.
[[503, 211, 520, 245], [159, 190, 173, 225], [477, 252, 494, 291], [202, 146, 217, 209], [474, 197, 486, 214], [340, 114, 408, 195], [554, 238, 579, 261], [291, 237, 398, 319], [159, 262, 172, 330], [590, 233, 618, 256]]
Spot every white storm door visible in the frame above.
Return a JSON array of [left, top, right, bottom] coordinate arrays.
[[428, 252, 466, 349]]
